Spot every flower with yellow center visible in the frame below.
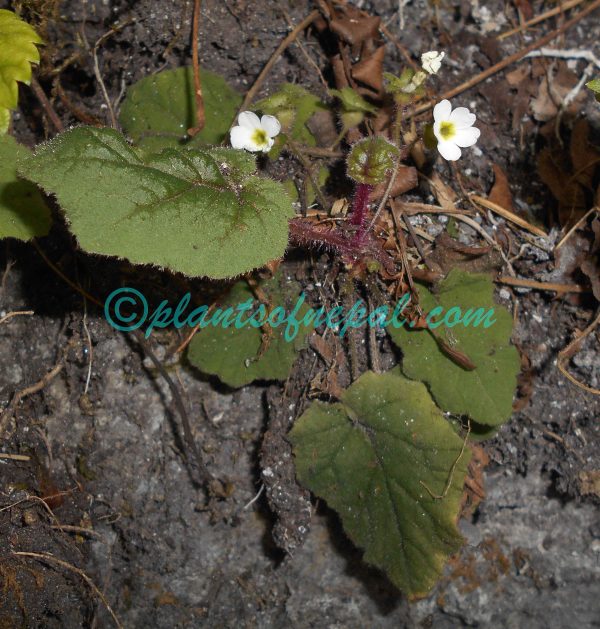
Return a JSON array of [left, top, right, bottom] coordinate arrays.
[[433, 99, 480, 161], [230, 111, 281, 153]]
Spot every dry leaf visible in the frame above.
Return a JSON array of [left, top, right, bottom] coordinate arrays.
[[352, 45, 385, 93], [513, 0, 533, 20], [429, 172, 457, 212], [489, 164, 514, 212], [330, 14, 381, 46], [369, 166, 418, 201], [531, 65, 585, 122]]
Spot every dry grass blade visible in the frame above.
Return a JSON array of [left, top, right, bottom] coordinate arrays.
[[411, 0, 600, 116], [496, 276, 590, 294], [497, 0, 586, 40], [471, 194, 548, 238]]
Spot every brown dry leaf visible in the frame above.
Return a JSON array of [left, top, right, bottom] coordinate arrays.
[[428, 172, 457, 211], [578, 471, 600, 497], [531, 65, 585, 122], [513, 0, 533, 20], [429, 232, 502, 275], [330, 14, 380, 46], [403, 124, 426, 169], [352, 45, 385, 93], [369, 166, 418, 202], [489, 164, 514, 212], [506, 66, 529, 87], [538, 121, 599, 226], [460, 445, 489, 518], [306, 108, 338, 147], [581, 217, 600, 301], [570, 119, 600, 186]]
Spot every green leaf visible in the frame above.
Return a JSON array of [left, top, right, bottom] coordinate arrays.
[[389, 270, 520, 426], [587, 78, 600, 94], [587, 78, 600, 102], [289, 371, 470, 598], [18, 127, 294, 279], [255, 83, 327, 147], [0, 9, 42, 110], [0, 135, 50, 240], [187, 272, 308, 387], [119, 67, 242, 151], [347, 136, 400, 185], [0, 107, 8, 134], [329, 87, 378, 114]]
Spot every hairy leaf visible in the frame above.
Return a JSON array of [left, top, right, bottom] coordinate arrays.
[[119, 67, 242, 151], [289, 371, 470, 598], [255, 83, 327, 147], [0, 135, 50, 240], [187, 272, 308, 388], [18, 127, 294, 279], [0, 9, 42, 111], [389, 270, 519, 426]]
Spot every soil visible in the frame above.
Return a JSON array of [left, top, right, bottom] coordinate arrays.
[[1, 1, 599, 628]]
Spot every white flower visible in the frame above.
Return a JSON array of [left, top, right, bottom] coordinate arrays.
[[421, 51, 445, 75], [230, 111, 281, 153], [433, 99, 480, 161]]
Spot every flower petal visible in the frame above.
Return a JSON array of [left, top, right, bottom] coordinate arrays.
[[261, 115, 281, 138], [230, 125, 252, 150], [453, 126, 480, 147], [449, 107, 476, 129], [238, 111, 261, 129], [433, 99, 452, 123], [437, 140, 461, 161], [262, 137, 275, 153]]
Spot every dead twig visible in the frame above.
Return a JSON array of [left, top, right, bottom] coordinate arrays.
[[412, 0, 600, 117], [0, 453, 30, 461], [0, 310, 34, 325], [555, 206, 599, 250], [29, 76, 64, 132], [13, 551, 123, 629], [557, 309, 600, 395], [470, 194, 549, 238], [237, 10, 320, 114], [498, 0, 587, 40], [496, 276, 590, 294], [420, 420, 471, 500], [188, 0, 206, 136], [0, 362, 64, 438]]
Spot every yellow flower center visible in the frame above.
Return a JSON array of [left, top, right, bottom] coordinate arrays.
[[251, 128, 269, 147], [438, 121, 456, 140]]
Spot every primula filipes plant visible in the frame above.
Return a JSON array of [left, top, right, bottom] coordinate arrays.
[[433, 99, 480, 161], [421, 50, 445, 75], [230, 111, 281, 153]]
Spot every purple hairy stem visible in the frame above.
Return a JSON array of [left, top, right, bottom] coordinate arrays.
[[350, 182, 373, 228], [288, 218, 396, 275]]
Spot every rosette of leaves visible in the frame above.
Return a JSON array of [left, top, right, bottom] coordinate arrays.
[[254, 83, 328, 151], [289, 371, 470, 597], [347, 136, 400, 185], [389, 270, 520, 426], [329, 86, 378, 131], [187, 272, 309, 388], [0, 9, 42, 133], [0, 135, 50, 240], [119, 67, 242, 152], [384, 69, 426, 104], [18, 127, 294, 279]]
